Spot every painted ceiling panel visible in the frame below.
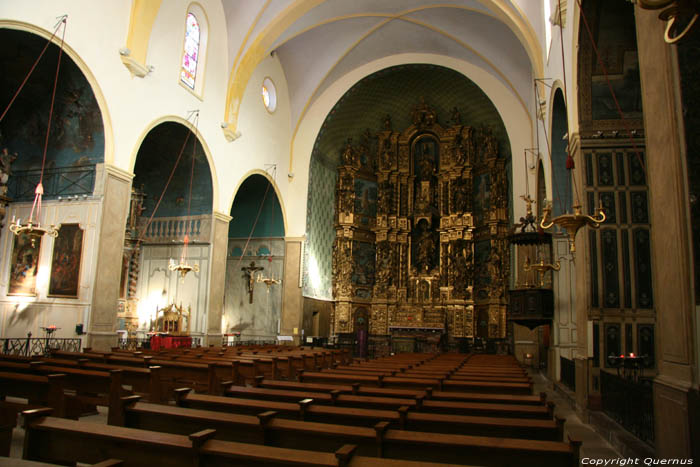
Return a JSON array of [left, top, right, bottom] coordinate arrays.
[[270, 0, 492, 50], [289, 18, 516, 129], [276, 16, 387, 126]]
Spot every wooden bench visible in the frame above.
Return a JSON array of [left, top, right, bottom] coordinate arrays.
[[109, 398, 579, 466], [225, 385, 553, 419], [174, 389, 563, 440], [24, 408, 438, 467]]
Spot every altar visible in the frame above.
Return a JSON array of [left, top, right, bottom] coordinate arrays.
[[389, 326, 445, 353]]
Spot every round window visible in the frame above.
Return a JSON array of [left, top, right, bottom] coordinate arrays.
[[262, 77, 277, 112]]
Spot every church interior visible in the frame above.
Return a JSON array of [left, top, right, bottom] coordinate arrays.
[[0, 0, 698, 463]]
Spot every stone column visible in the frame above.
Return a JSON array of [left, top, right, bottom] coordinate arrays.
[[88, 165, 133, 351], [205, 211, 231, 346], [281, 237, 304, 345], [636, 7, 695, 457]]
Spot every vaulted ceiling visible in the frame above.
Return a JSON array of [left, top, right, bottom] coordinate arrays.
[[221, 0, 541, 133]]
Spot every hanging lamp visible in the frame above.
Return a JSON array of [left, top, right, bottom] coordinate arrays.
[[539, 0, 605, 256], [169, 110, 201, 280], [7, 16, 68, 246], [256, 165, 282, 290]]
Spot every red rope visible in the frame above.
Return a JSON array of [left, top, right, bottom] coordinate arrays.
[[535, 81, 566, 215], [40, 18, 67, 184], [182, 111, 199, 261], [233, 179, 272, 273], [0, 18, 65, 124], [575, 0, 647, 178], [137, 130, 192, 243]]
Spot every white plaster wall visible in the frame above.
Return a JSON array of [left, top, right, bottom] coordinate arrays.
[[0, 198, 101, 342], [222, 54, 293, 224], [0, 0, 231, 212], [135, 243, 210, 338], [223, 238, 285, 340]]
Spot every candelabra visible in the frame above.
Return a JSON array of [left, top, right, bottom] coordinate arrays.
[[540, 202, 605, 255]]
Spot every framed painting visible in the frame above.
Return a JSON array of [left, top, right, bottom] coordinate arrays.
[[48, 223, 84, 298], [8, 234, 42, 296]]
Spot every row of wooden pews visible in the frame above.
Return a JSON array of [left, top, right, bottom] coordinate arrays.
[[8, 346, 582, 466], [103, 350, 579, 466]]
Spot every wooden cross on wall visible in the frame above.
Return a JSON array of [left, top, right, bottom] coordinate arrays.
[[241, 261, 264, 303]]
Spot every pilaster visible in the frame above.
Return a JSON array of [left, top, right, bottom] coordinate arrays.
[[281, 237, 304, 345], [87, 165, 133, 351], [205, 211, 231, 346], [636, 6, 695, 456]]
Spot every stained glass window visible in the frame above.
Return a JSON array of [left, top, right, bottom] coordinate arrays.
[[181, 13, 200, 89]]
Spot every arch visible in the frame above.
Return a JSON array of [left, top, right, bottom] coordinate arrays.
[[0, 21, 115, 166], [550, 87, 570, 216], [287, 53, 533, 237], [129, 115, 219, 215], [222, 0, 543, 133], [227, 169, 288, 238], [133, 120, 213, 219], [179, 2, 209, 97]]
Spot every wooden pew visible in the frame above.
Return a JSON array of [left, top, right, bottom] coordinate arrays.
[[33, 357, 163, 403], [110, 398, 579, 467], [224, 385, 553, 419], [257, 378, 547, 405], [0, 361, 126, 415], [23, 408, 446, 466], [174, 389, 563, 440], [0, 372, 68, 457]]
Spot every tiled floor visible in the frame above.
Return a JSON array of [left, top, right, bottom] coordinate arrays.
[[531, 369, 622, 460]]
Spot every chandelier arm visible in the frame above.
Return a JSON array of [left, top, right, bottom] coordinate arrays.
[[665, 12, 699, 43]]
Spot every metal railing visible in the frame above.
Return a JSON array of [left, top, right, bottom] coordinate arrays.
[[601, 370, 655, 445], [1, 336, 82, 357], [560, 356, 576, 391], [7, 165, 96, 200]]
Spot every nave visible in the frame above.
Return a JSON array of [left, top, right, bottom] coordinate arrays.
[[0, 344, 619, 466]]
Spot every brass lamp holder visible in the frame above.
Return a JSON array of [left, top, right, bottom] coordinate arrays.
[[169, 258, 199, 279], [168, 235, 199, 280], [540, 202, 605, 255], [523, 257, 561, 288], [9, 218, 58, 248]]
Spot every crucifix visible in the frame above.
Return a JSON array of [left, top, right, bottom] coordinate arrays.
[[241, 261, 264, 303]]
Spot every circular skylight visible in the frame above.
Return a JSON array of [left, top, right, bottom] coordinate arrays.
[[262, 77, 277, 112]]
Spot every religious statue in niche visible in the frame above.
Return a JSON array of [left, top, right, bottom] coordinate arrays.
[[375, 241, 394, 294], [241, 261, 264, 304], [413, 218, 437, 274], [377, 180, 394, 215]]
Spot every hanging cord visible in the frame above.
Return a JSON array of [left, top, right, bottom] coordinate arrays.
[[28, 16, 67, 225], [182, 111, 199, 262], [557, 0, 581, 208], [535, 80, 566, 215], [137, 128, 193, 243], [0, 15, 67, 124], [232, 177, 273, 274], [574, 0, 647, 179]]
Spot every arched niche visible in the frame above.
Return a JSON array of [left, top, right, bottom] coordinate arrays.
[[223, 173, 285, 342], [0, 28, 105, 200], [550, 88, 570, 217], [121, 121, 214, 338]]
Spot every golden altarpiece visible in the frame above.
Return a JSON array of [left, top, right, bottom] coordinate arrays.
[[331, 101, 510, 353]]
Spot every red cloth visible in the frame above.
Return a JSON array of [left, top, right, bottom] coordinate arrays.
[[150, 335, 192, 351]]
